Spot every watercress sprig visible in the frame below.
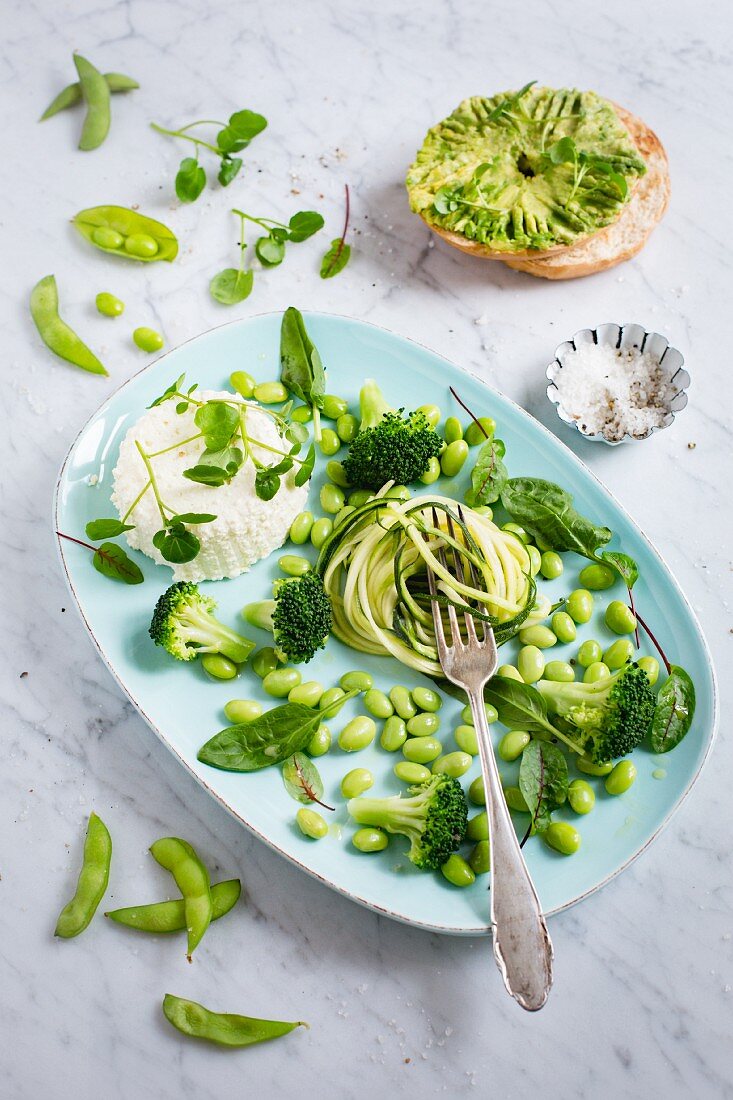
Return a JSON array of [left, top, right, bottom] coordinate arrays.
[[150, 109, 267, 202], [320, 184, 352, 279]]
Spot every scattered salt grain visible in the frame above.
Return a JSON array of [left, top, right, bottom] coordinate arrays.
[[552, 343, 679, 441]]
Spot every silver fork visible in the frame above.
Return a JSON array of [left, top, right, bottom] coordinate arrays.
[[427, 507, 553, 1011]]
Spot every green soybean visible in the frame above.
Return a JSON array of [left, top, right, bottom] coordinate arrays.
[[289, 511, 314, 544], [498, 730, 530, 762], [605, 600, 637, 635], [472, 505, 493, 518], [95, 291, 124, 317], [253, 381, 288, 404], [504, 786, 529, 813], [454, 724, 479, 755], [385, 484, 411, 501], [125, 234, 159, 259], [40, 71, 139, 121], [389, 686, 417, 721], [307, 724, 331, 757], [460, 703, 498, 725], [416, 403, 441, 427], [502, 522, 530, 545], [469, 840, 491, 875], [338, 716, 376, 752], [54, 812, 112, 938], [133, 326, 164, 352], [334, 506, 355, 529], [340, 670, 373, 693], [326, 460, 350, 488], [336, 413, 359, 443], [604, 638, 635, 670], [318, 687, 345, 711], [320, 483, 345, 514], [440, 439, 469, 478], [419, 457, 441, 485], [202, 654, 238, 680], [251, 646, 280, 679], [539, 551, 564, 580], [92, 227, 124, 249], [583, 662, 610, 684], [402, 737, 441, 764], [230, 371, 256, 398], [466, 810, 489, 841], [527, 545, 542, 577], [577, 757, 613, 777], [318, 429, 341, 457], [567, 779, 595, 815], [406, 713, 440, 738], [352, 827, 388, 852], [567, 588, 594, 624], [310, 518, 333, 549], [518, 645, 545, 683], [322, 394, 348, 419], [432, 751, 472, 778], [296, 808, 328, 839], [412, 686, 442, 712], [288, 680, 324, 708], [291, 405, 313, 424], [341, 768, 373, 798], [223, 699, 263, 724], [278, 554, 311, 577], [443, 416, 463, 444], [544, 822, 581, 855], [637, 656, 660, 685], [579, 563, 616, 590], [605, 760, 637, 795], [468, 776, 486, 805], [263, 667, 301, 697], [519, 625, 557, 649], [347, 488, 372, 508], [364, 689, 394, 719], [441, 853, 475, 887], [394, 761, 431, 783], [551, 611, 577, 644], [543, 661, 575, 683], [464, 417, 496, 446], [381, 716, 407, 751], [497, 664, 523, 682], [577, 639, 602, 668]]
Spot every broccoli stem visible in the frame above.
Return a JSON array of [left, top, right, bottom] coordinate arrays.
[[358, 379, 393, 430], [347, 796, 423, 832], [182, 603, 255, 663], [242, 600, 275, 632]]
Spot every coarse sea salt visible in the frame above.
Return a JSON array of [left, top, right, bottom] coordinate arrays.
[[553, 343, 678, 442]]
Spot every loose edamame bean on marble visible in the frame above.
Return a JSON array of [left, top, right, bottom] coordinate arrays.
[[577, 639, 602, 668], [338, 716, 376, 752], [567, 588, 594, 624], [604, 638, 635, 670], [224, 699, 263, 724], [320, 483, 345, 514], [310, 518, 333, 549], [263, 667, 301, 698], [519, 625, 557, 649], [498, 730, 530, 762], [551, 611, 577, 644], [253, 381, 288, 404], [30, 275, 107, 376], [326, 460, 351, 488], [389, 686, 417, 721], [469, 840, 491, 875], [149, 837, 212, 958], [54, 812, 112, 938], [544, 822, 581, 855], [381, 716, 407, 752], [468, 776, 486, 805], [605, 600, 637, 636], [518, 645, 545, 683], [579, 563, 616, 590], [341, 768, 374, 799], [318, 429, 341, 457], [289, 511, 314, 545], [464, 417, 496, 446], [352, 827, 388, 852], [278, 554, 311, 577], [322, 394, 348, 420], [318, 687, 345, 711], [339, 670, 373, 693], [402, 737, 442, 764], [201, 653, 238, 681], [419, 457, 441, 485], [567, 779, 595, 815], [251, 646, 280, 679], [637, 656, 660, 685], [543, 660, 575, 683], [432, 751, 472, 778], [497, 664, 523, 682], [95, 291, 124, 317], [443, 416, 463, 444], [412, 686, 442, 712], [583, 661, 610, 684], [307, 724, 331, 757], [133, 326, 164, 352], [504, 786, 529, 813], [577, 756, 613, 777], [416, 403, 441, 428], [454, 724, 478, 755], [440, 439, 469, 478], [441, 853, 475, 887], [288, 680, 324, 708], [296, 808, 328, 839], [230, 371, 255, 398], [394, 761, 431, 783], [336, 413, 359, 443], [539, 551, 564, 580], [364, 688, 394, 719], [605, 760, 637, 795], [406, 712, 440, 738], [73, 205, 179, 262], [162, 994, 304, 1048]]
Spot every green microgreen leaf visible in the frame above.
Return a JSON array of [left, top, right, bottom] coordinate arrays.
[[175, 157, 206, 203], [228, 109, 268, 141], [194, 401, 240, 452], [182, 464, 232, 487], [169, 513, 216, 524], [320, 239, 351, 279], [254, 470, 281, 501], [149, 374, 186, 408], [281, 752, 333, 809], [218, 156, 243, 187], [650, 666, 696, 754], [294, 442, 315, 487], [92, 541, 144, 584], [255, 235, 286, 266], [85, 518, 135, 540], [287, 211, 324, 242], [209, 267, 253, 305], [152, 523, 200, 563]]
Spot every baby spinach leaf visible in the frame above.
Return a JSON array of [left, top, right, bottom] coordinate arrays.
[[518, 741, 568, 835], [287, 211, 324, 242], [282, 752, 333, 809], [484, 676, 558, 738], [470, 438, 508, 505], [209, 267, 254, 306], [500, 478, 612, 561], [175, 157, 206, 203], [280, 307, 325, 411], [92, 542, 144, 584], [152, 524, 200, 564], [650, 666, 696, 753], [320, 239, 351, 279], [195, 402, 240, 451], [255, 236, 286, 267], [86, 518, 135, 540]]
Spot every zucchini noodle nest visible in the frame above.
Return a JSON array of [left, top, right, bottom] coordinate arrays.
[[316, 490, 536, 676]]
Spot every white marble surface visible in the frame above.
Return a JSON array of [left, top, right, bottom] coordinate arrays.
[[2, 0, 732, 1096]]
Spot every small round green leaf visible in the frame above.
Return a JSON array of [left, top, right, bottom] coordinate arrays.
[[209, 268, 254, 306], [175, 157, 206, 203]]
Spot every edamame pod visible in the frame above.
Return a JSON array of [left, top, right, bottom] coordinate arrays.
[[162, 994, 306, 1047], [74, 53, 111, 151], [31, 275, 107, 376], [106, 879, 241, 933], [40, 72, 139, 121], [54, 812, 112, 938], [73, 206, 179, 262], [149, 837, 212, 959]]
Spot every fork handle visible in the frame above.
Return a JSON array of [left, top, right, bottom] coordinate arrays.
[[468, 688, 554, 1011]]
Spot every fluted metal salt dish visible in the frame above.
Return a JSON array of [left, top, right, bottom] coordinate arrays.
[[546, 323, 690, 445]]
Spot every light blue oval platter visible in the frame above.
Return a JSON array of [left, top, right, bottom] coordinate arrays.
[[54, 313, 718, 934]]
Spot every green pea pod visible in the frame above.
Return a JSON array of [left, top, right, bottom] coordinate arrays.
[[40, 72, 139, 121], [162, 994, 307, 1047], [54, 812, 112, 938], [73, 53, 111, 151], [73, 205, 179, 262], [31, 275, 107, 376], [105, 878, 241, 933], [149, 837, 212, 959]]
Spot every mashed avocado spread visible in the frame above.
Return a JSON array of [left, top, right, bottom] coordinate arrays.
[[406, 84, 646, 253]]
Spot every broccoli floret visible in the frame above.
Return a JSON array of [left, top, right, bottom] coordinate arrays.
[[347, 775, 468, 870], [149, 581, 255, 664], [537, 662, 655, 764], [341, 379, 443, 490], [242, 571, 332, 664]]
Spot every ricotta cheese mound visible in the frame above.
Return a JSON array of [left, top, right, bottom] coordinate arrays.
[[111, 390, 308, 582]]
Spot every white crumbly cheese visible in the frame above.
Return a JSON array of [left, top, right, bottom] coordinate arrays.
[[554, 343, 678, 442], [111, 390, 307, 582]]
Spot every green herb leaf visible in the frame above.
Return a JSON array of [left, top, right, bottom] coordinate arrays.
[[320, 238, 351, 279], [600, 550, 639, 589], [484, 676, 558, 738], [549, 136, 577, 165], [650, 666, 696, 753], [500, 478, 612, 561], [85, 518, 134, 540], [518, 740, 568, 835], [255, 470, 280, 501], [169, 513, 216, 525], [217, 156, 242, 187], [92, 541, 144, 584], [281, 752, 333, 808], [294, 442, 315, 487], [279, 307, 325, 411], [471, 438, 508, 505], [287, 211, 324, 243], [194, 401, 240, 452], [152, 524, 200, 563], [149, 374, 185, 409], [209, 267, 254, 306], [182, 464, 231, 487], [200, 445, 243, 473], [255, 235, 286, 266], [228, 110, 268, 141], [433, 186, 460, 215], [175, 157, 206, 203]]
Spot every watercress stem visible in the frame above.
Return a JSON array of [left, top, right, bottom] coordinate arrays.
[[122, 478, 152, 523], [149, 122, 221, 157], [135, 441, 169, 527], [148, 432, 204, 458]]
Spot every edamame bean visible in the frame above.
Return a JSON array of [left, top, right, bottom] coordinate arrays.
[[454, 724, 478, 755], [394, 761, 431, 783], [577, 639, 602, 668], [384, 484, 411, 501], [473, 505, 493, 518], [567, 779, 595, 815], [322, 394, 348, 420], [224, 699, 263, 724], [229, 371, 255, 398], [504, 786, 529, 813], [416, 403, 441, 428], [251, 647, 280, 679], [347, 488, 372, 508], [583, 662, 610, 684], [289, 511, 314, 545], [605, 760, 637, 795], [278, 554, 311, 577], [551, 611, 577, 644], [518, 645, 545, 683], [603, 638, 635, 670], [149, 837, 212, 958], [318, 429, 341, 457], [441, 853, 475, 887], [432, 751, 472, 778], [567, 588, 594, 624], [577, 757, 613, 777], [464, 417, 496, 446], [440, 439, 469, 478], [263, 667, 301, 697], [402, 737, 442, 763], [326, 460, 350, 488], [341, 768, 374, 799], [202, 653, 238, 680], [125, 234, 159, 259], [605, 600, 637, 635], [412, 686, 442, 712], [334, 505, 355, 529], [502, 522, 530, 545], [543, 660, 575, 683], [54, 812, 112, 938], [469, 840, 491, 875], [498, 730, 530, 762], [468, 776, 486, 805], [364, 689, 394, 719], [527, 545, 542, 577], [419, 456, 441, 485], [352, 827, 388, 852], [310, 518, 333, 549], [320, 483, 345, 514], [253, 381, 288, 404], [519, 625, 557, 649], [539, 551, 564, 580], [133, 326, 164, 352], [381, 716, 407, 752], [95, 291, 124, 317], [544, 822, 581, 855], [497, 664, 523, 682], [406, 713, 440, 737], [288, 680, 324, 707], [466, 810, 489, 841], [340, 671, 373, 693], [336, 413, 359, 443], [389, 686, 417, 721], [338, 716, 376, 752], [319, 687, 345, 711], [579, 563, 616, 590], [443, 416, 463, 444], [460, 703, 498, 725], [296, 808, 328, 839], [291, 405, 313, 423], [637, 656, 660, 685], [307, 724, 331, 757], [92, 226, 124, 249]]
